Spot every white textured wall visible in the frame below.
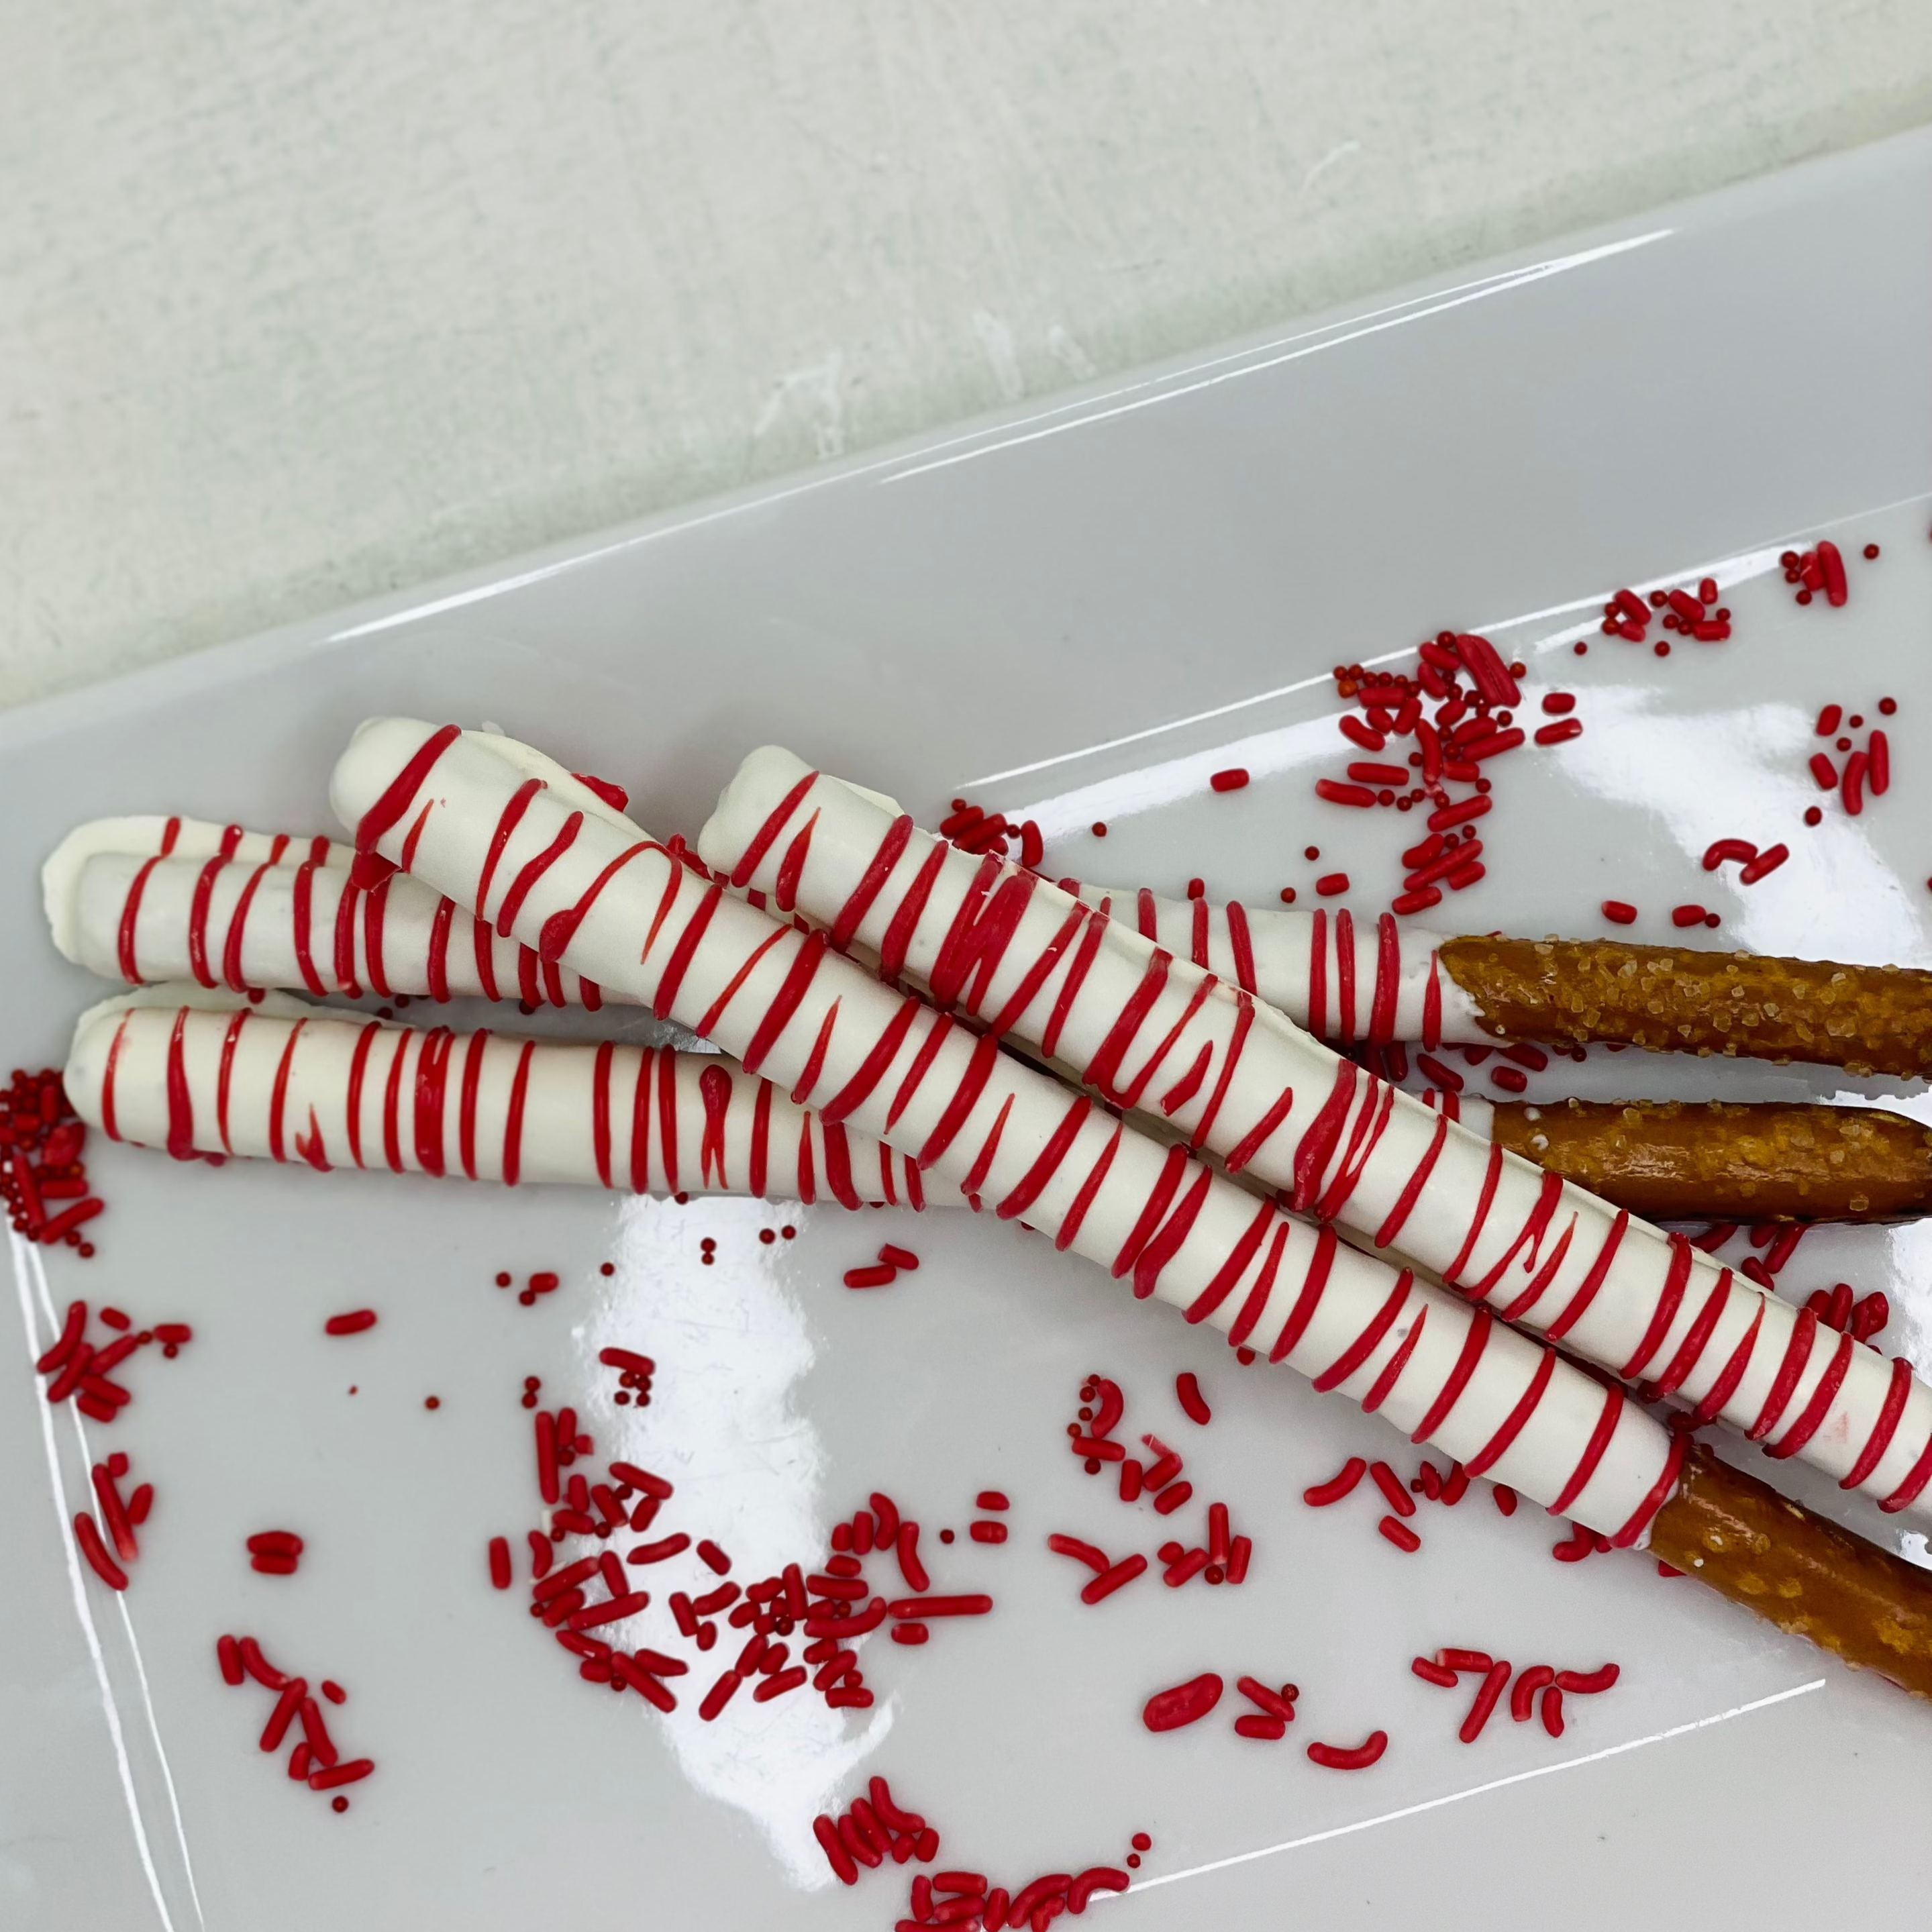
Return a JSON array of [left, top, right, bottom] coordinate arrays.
[[4, 1, 1931, 706]]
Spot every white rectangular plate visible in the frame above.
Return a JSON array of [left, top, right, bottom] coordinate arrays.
[[5, 130, 1932, 1932]]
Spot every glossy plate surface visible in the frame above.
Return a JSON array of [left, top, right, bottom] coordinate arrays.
[[6, 132, 1932, 1931]]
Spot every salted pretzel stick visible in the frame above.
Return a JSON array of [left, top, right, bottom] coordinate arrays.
[[327, 717, 1683, 1542], [701, 750, 1932, 1521], [1649, 1443, 1932, 1698], [1488, 1099, 1932, 1224], [62, 991, 923, 1206], [51, 818, 1925, 1225], [1068, 877, 1932, 1079]]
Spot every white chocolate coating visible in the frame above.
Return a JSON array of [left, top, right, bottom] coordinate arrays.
[[326, 717, 1680, 1539], [699, 746, 1932, 1523], [1060, 877, 1488, 1045], [48, 815, 611, 1010], [65, 989, 923, 1206]]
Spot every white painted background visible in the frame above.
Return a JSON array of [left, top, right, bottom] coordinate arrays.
[[4, 0, 1931, 707]]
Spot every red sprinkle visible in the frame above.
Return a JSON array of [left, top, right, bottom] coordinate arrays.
[[1174, 1372, 1211, 1425], [1541, 693, 1576, 716], [323, 1310, 378, 1336], [74, 1511, 128, 1590], [1541, 1686, 1566, 1736], [1411, 1656, 1458, 1687], [1738, 844, 1788, 884], [1809, 752, 1839, 791], [975, 1490, 1009, 1511], [1141, 1672, 1224, 1732], [1314, 780, 1377, 809], [1460, 1661, 1513, 1741], [879, 1244, 921, 1271], [1670, 905, 1709, 928], [1303, 1458, 1367, 1507], [1369, 1461, 1414, 1517], [1817, 540, 1847, 607], [1210, 768, 1250, 793], [1533, 719, 1582, 747], [1701, 838, 1757, 872], [1315, 873, 1350, 897], [843, 1264, 897, 1289], [1307, 1731, 1387, 1771], [1081, 1554, 1148, 1605], [1378, 1517, 1421, 1552], [1554, 1662, 1620, 1694], [1600, 901, 1637, 926]]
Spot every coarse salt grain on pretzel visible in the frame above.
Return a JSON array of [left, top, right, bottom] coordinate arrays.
[[1062, 877, 1932, 1081], [54, 819, 1923, 1225], [323, 717, 1679, 1545], [62, 988, 923, 1207], [1486, 1098, 1932, 1225], [697, 750, 1932, 1523]]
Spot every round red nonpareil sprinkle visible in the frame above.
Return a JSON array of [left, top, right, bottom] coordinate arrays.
[[323, 1310, 377, 1336], [1174, 1372, 1211, 1425], [1142, 1672, 1224, 1732], [1209, 768, 1250, 793], [1378, 1517, 1421, 1552], [1307, 1731, 1387, 1771]]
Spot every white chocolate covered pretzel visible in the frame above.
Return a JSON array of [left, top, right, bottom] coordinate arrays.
[[697, 747, 1932, 1522], [64, 988, 922, 1205], [320, 717, 1681, 1540]]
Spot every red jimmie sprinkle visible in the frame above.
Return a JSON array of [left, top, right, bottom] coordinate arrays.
[[1670, 905, 1709, 928], [843, 1264, 897, 1289], [1411, 1656, 1458, 1688], [1302, 1457, 1366, 1507], [1082, 1555, 1148, 1604], [1174, 1372, 1211, 1425], [1315, 874, 1350, 897], [1209, 768, 1250, 793], [1600, 901, 1637, 925], [1533, 719, 1582, 747], [323, 1310, 378, 1336], [1702, 839, 1757, 871], [1307, 1730, 1387, 1771], [1378, 1517, 1421, 1552], [1141, 1672, 1224, 1731], [1738, 844, 1788, 884], [1314, 780, 1377, 809], [878, 1244, 920, 1271], [1460, 1661, 1513, 1741]]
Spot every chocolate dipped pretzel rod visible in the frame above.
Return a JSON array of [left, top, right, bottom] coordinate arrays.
[[64, 990, 923, 1207], [50, 819, 1929, 1225], [1066, 876, 1932, 1080], [328, 717, 1684, 1545], [699, 748, 1932, 1520]]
